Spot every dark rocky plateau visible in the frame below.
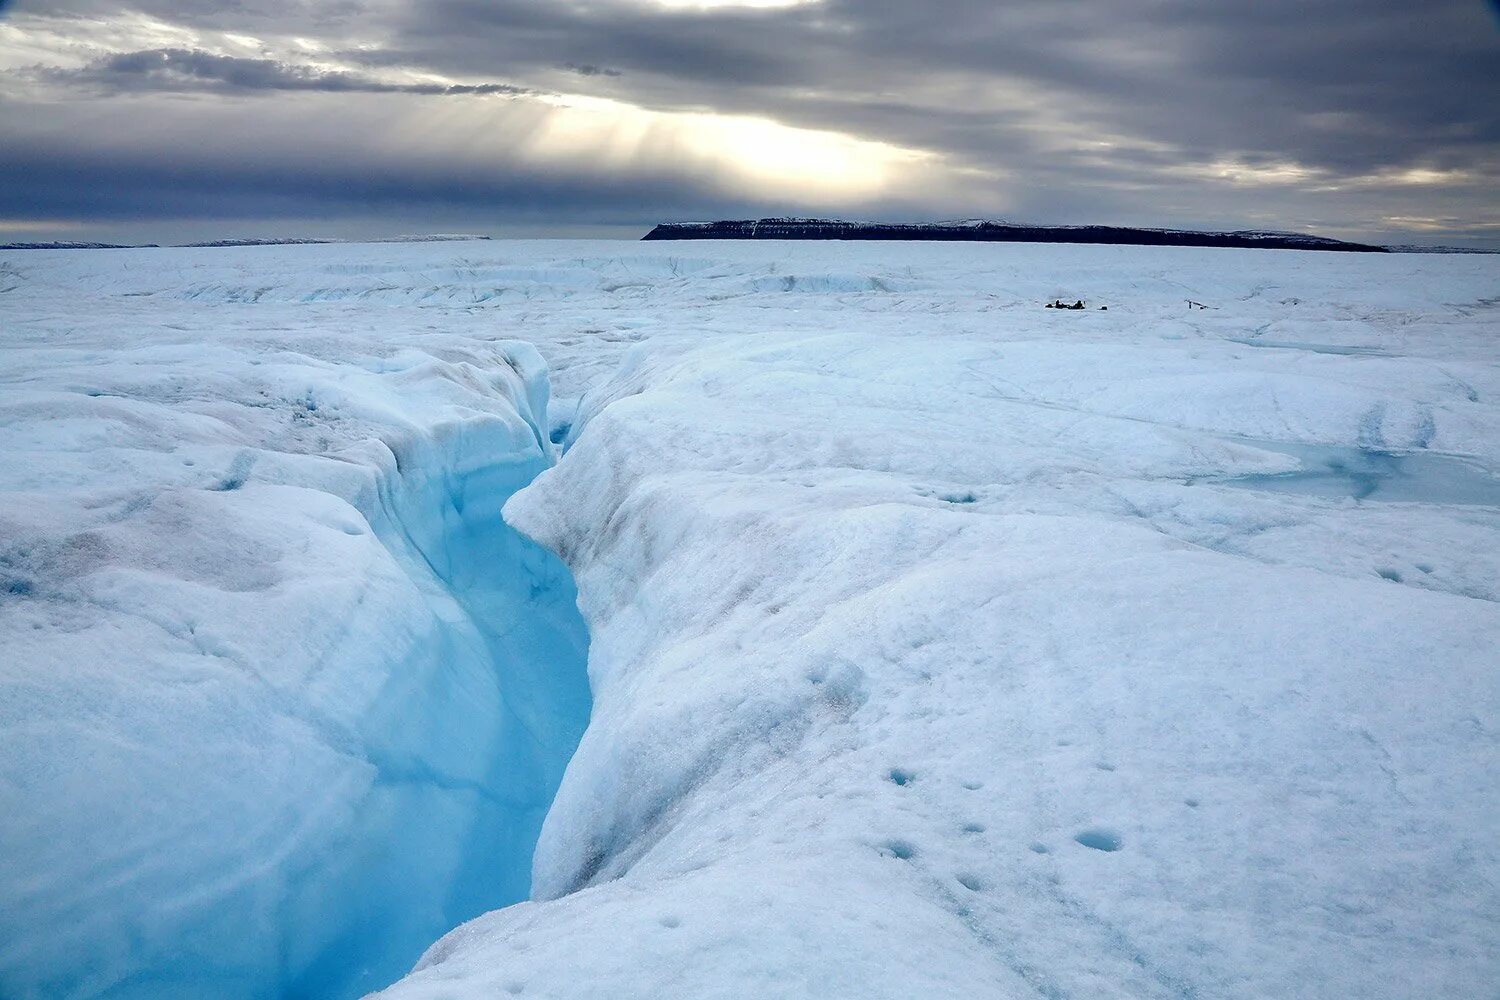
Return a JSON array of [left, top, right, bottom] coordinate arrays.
[[643, 218, 1390, 252]]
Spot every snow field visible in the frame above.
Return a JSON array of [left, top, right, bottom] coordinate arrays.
[[1, 239, 1497, 998]]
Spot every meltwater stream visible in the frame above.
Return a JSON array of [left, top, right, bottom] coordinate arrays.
[[1214, 442, 1500, 506], [0, 434, 591, 1000], [295, 453, 594, 1000]]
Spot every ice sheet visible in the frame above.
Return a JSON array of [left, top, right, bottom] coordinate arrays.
[[2, 239, 1496, 999]]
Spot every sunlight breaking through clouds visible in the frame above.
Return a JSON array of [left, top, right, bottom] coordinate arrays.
[[520, 93, 933, 200], [0, 0, 1494, 245], [359, 85, 948, 207]]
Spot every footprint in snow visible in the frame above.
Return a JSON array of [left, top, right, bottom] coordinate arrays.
[[1074, 828, 1124, 852]]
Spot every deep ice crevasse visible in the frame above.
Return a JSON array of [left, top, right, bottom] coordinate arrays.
[[287, 428, 592, 999], [0, 342, 591, 1000]]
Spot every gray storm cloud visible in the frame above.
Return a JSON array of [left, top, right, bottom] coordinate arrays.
[[0, 0, 1496, 244], [43, 48, 538, 97]]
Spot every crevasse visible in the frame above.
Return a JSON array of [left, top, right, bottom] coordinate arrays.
[[276, 357, 592, 999], [0, 345, 591, 1000], [287, 427, 593, 999]]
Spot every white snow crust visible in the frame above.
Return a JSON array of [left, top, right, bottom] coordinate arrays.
[[1, 240, 1497, 999]]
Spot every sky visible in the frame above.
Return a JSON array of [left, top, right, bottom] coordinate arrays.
[[1, 0, 1497, 245]]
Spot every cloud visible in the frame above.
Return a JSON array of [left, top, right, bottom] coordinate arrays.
[[376, 0, 1500, 177], [566, 63, 622, 78], [38, 47, 537, 97], [0, 0, 1497, 244]]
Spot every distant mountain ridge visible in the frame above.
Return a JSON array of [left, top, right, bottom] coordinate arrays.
[[5, 228, 1491, 253], [1382, 244, 1500, 255], [0, 241, 153, 250], [0, 234, 492, 250], [643, 218, 1391, 252], [178, 234, 493, 247]]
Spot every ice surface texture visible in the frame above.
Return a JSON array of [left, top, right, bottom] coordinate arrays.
[[2, 240, 1499, 999], [0, 304, 589, 998]]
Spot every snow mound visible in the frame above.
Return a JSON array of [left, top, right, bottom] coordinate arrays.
[[0, 328, 589, 998]]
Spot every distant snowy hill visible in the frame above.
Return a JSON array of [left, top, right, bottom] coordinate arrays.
[[176, 237, 342, 247], [0, 241, 152, 250], [1, 240, 1497, 1000], [1382, 243, 1500, 254], [377, 234, 493, 243], [0, 235, 493, 250], [177, 234, 493, 247], [644, 218, 1391, 251]]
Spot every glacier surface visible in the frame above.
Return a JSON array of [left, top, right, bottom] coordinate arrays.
[[0, 252, 590, 999], [1, 239, 1497, 999]]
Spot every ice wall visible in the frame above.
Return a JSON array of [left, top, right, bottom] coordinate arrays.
[[0, 339, 590, 999]]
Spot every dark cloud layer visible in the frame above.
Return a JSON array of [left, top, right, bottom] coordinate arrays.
[[566, 64, 621, 78], [2, 0, 1497, 244], [382, 0, 1500, 178], [42, 48, 536, 97]]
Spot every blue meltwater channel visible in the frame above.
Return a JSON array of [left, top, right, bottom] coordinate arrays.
[[287, 454, 592, 999]]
